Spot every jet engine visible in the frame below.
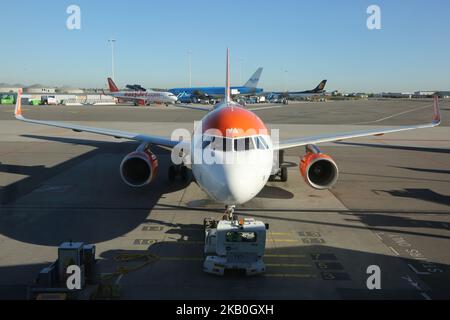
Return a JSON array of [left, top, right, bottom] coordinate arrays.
[[299, 144, 338, 190], [120, 145, 158, 187]]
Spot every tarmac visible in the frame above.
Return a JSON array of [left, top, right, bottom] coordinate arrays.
[[0, 98, 449, 299]]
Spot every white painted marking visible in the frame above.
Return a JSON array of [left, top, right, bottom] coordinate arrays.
[[401, 275, 422, 291], [248, 105, 285, 111], [115, 273, 123, 285], [389, 246, 400, 256], [408, 264, 431, 275], [421, 292, 432, 300], [375, 233, 383, 241], [34, 185, 71, 193], [351, 104, 432, 125]]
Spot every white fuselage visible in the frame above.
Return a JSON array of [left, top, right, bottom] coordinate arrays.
[[191, 140, 273, 205], [112, 91, 178, 104], [190, 102, 274, 205]]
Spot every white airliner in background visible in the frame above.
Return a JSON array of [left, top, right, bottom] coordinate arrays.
[[14, 49, 441, 218], [106, 77, 178, 106]]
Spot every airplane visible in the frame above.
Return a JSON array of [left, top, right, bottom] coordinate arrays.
[[169, 67, 264, 103], [271, 80, 328, 100], [106, 78, 178, 106], [14, 49, 441, 219]]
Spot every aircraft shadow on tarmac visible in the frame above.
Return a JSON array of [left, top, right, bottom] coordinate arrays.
[[393, 166, 450, 175], [255, 185, 294, 200], [343, 212, 450, 231], [1, 220, 450, 299], [230, 208, 450, 241], [373, 188, 450, 208], [58, 224, 450, 299], [0, 134, 295, 246], [0, 135, 191, 246], [1, 242, 449, 299]]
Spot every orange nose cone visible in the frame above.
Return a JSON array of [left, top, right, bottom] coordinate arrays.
[[202, 106, 268, 137]]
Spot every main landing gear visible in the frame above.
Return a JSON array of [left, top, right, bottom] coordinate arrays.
[[168, 164, 189, 181], [168, 147, 189, 182], [269, 150, 288, 182]]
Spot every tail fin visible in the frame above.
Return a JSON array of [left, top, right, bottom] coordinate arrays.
[[225, 48, 231, 103], [313, 80, 327, 92], [432, 95, 441, 125], [243, 67, 263, 88], [14, 88, 23, 118], [107, 77, 119, 92]]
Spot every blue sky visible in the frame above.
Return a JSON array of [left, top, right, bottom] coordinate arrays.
[[1, 0, 449, 92]]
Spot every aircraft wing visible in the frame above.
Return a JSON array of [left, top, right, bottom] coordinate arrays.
[[275, 97, 441, 150], [14, 89, 189, 149], [173, 104, 212, 112]]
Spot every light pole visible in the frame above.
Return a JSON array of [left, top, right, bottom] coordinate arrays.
[[283, 68, 288, 92], [239, 58, 243, 84], [187, 50, 192, 87], [108, 39, 116, 81]]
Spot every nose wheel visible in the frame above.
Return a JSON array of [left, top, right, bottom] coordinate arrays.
[[168, 164, 189, 181]]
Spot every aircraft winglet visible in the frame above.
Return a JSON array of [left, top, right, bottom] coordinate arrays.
[[14, 88, 23, 118]]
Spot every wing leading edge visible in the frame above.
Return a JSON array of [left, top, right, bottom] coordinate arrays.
[[14, 88, 187, 149], [276, 96, 441, 150]]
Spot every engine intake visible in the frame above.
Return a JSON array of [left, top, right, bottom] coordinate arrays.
[[120, 149, 158, 187], [300, 148, 338, 190]]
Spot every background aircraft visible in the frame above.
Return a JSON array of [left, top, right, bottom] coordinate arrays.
[[106, 78, 178, 106], [169, 67, 263, 103], [271, 80, 327, 101]]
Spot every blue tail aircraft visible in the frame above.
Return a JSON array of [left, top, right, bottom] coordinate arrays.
[[169, 68, 263, 103]]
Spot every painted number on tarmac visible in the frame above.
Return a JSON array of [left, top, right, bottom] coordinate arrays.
[[302, 238, 325, 244], [311, 253, 337, 261], [315, 262, 344, 270], [321, 272, 351, 281], [142, 225, 164, 231], [133, 239, 157, 245]]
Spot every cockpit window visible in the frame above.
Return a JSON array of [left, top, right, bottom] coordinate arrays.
[[234, 137, 255, 151], [202, 136, 260, 152], [207, 136, 233, 152], [255, 136, 269, 150], [202, 136, 214, 149]]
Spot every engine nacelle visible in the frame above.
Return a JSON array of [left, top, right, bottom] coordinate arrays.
[[300, 151, 339, 190], [120, 149, 158, 187]]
